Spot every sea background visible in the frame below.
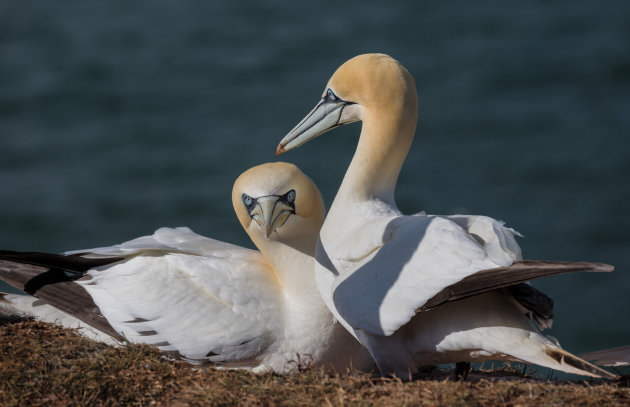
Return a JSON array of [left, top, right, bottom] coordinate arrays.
[[1, 1, 628, 375]]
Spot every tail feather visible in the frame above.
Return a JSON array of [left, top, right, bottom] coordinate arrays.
[[545, 346, 618, 379], [579, 345, 630, 367]]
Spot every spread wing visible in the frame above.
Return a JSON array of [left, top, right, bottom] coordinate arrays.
[[328, 215, 611, 336], [0, 227, 284, 366], [419, 260, 613, 312], [329, 215, 503, 336]]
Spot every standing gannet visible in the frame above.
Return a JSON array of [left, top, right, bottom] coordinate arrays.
[[276, 54, 616, 379], [0, 162, 372, 374]]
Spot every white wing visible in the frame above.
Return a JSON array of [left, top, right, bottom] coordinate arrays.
[[327, 214, 522, 336], [75, 227, 284, 365], [66, 226, 249, 258], [443, 215, 523, 264]]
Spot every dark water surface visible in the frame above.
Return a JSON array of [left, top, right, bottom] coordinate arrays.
[[1, 1, 628, 369]]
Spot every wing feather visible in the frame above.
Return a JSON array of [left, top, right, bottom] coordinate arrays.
[[0, 259, 122, 338], [1, 227, 284, 365], [419, 260, 613, 311], [329, 214, 612, 337], [331, 216, 500, 336], [579, 345, 630, 367], [65, 226, 248, 258], [78, 243, 283, 364]]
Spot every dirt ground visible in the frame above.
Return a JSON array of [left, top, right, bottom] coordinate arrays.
[[1, 316, 628, 406]]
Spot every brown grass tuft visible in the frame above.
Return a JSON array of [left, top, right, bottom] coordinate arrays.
[[1, 317, 628, 406]]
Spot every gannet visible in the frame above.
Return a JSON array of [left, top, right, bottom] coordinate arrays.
[[0, 162, 372, 374], [276, 54, 616, 379]]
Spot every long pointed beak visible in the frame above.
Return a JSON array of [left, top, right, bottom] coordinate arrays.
[[249, 197, 294, 239], [276, 99, 347, 155]]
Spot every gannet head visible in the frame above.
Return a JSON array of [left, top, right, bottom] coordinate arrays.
[[232, 162, 325, 244], [276, 53, 417, 155]]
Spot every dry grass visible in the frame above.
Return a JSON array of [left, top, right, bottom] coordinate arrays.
[[1, 316, 628, 406]]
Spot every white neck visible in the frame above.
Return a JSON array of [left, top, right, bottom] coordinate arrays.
[[251, 222, 324, 304]]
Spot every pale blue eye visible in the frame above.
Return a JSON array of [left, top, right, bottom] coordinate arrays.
[[242, 194, 253, 207], [326, 88, 338, 101], [286, 190, 296, 203]]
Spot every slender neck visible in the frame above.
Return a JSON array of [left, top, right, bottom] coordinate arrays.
[[335, 101, 417, 206], [250, 224, 323, 302]]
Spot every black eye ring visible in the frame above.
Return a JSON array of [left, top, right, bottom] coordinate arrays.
[[242, 193, 254, 207], [285, 189, 296, 203], [325, 88, 339, 102]]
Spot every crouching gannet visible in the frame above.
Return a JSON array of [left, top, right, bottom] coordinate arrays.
[[0, 162, 372, 374], [276, 53, 617, 379]]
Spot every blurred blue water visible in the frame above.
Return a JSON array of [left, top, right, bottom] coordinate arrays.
[[0, 1, 628, 369]]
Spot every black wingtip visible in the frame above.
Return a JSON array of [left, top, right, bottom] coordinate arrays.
[[0, 250, 122, 274]]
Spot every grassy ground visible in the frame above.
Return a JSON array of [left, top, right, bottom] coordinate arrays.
[[1, 317, 628, 406]]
